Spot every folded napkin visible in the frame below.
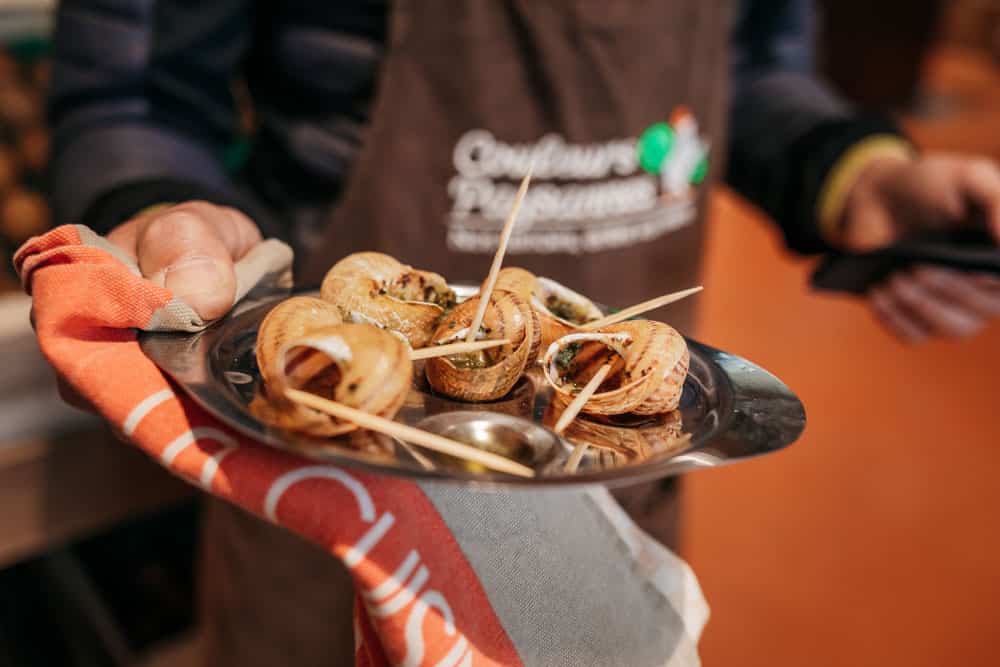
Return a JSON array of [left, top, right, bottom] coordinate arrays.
[[15, 225, 708, 667]]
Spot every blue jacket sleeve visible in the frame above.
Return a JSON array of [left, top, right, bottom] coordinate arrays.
[[48, 0, 252, 232], [726, 0, 906, 253]]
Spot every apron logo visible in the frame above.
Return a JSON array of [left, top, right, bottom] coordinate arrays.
[[637, 106, 710, 196], [446, 108, 709, 255]]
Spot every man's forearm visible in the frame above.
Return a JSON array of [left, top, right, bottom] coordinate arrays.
[[725, 0, 912, 254], [49, 0, 252, 233], [726, 73, 909, 253], [52, 125, 239, 235]]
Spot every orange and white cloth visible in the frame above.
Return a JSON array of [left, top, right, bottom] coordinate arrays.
[[15, 225, 708, 667]]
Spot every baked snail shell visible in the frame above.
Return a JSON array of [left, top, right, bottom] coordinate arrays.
[[255, 296, 344, 389], [543, 403, 686, 467], [542, 320, 688, 416], [424, 290, 540, 402], [492, 267, 536, 301], [321, 252, 456, 349], [420, 370, 536, 419], [632, 331, 689, 416], [493, 268, 603, 356], [253, 321, 412, 437], [341, 429, 399, 462]]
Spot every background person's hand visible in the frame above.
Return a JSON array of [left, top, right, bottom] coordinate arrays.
[[839, 154, 1000, 341], [868, 266, 1000, 342], [107, 201, 262, 320]]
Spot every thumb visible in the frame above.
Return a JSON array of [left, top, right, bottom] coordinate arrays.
[[134, 209, 238, 320]]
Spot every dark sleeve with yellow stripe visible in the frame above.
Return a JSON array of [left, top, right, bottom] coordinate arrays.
[[727, 0, 913, 254]]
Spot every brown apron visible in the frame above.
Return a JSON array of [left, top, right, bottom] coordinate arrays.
[[203, 1, 732, 664]]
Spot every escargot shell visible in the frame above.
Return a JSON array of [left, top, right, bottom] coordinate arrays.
[[253, 321, 412, 436], [632, 331, 689, 416], [255, 296, 344, 389], [321, 252, 456, 348], [542, 320, 688, 416], [424, 290, 539, 402], [493, 267, 536, 301], [543, 404, 686, 467], [491, 268, 603, 356]]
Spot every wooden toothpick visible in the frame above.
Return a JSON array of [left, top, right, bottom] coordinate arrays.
[[409, 338, 510, 361], [466, 165, 534, 342], [285, 339, 512, 383], [580, 286, 703, 331], [396, 440, 437, 471], [285, 388, 535, 478], [556, 363, 613, 473]]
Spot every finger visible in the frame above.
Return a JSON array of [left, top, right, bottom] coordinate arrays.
[[108, 203, 262, 261], [219, 205, 261, 260], [104, 201, 180, 257], [958, 159, 1000, 241], [971, 273, 1000, 291], [888, 271, 984, 338], [169, 201, 261, 260], [135, 209, 237, 320], [105, 215, 142, 258], [912, 265, 1000, 318], [869, 286, 930, 342], [840, 197, 900, 251]]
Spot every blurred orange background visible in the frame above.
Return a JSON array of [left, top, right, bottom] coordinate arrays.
[[685, 47, 1000, 667]]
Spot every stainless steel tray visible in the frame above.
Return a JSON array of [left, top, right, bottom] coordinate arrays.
[[139, 286, 805, 488]]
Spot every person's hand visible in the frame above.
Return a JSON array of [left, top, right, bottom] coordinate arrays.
[[868, 266, 1000, 342], [840, 154, 1000, 341], [107, 201, 262, 320], [44, 201, 261, 414], [43, 202, 260, 412]]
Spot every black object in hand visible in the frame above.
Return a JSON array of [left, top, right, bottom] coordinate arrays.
[[811, 229, 1000, 295]]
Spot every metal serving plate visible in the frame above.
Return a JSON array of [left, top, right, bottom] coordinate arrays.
[[139, 285, 805, 488]]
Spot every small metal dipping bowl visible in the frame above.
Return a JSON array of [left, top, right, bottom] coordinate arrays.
[[416, 411, 565, 472]]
